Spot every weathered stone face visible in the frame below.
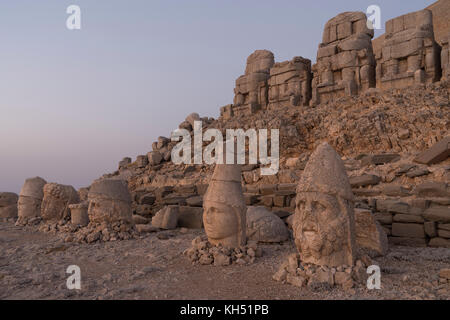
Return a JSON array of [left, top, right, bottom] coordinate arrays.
[[312, 12, 375, 105], [203, 164, 246, 248], [41, 183, 79, 221], [0, 192, 18, 219], [87, 179, 133, 225], [268, 57, 312, 108], [17, 177, 47, 223], [375, 9, 441, 89], [293, 142, 356, 267]]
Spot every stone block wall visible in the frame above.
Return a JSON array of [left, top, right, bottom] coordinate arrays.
[[268, 57, 312, 108], [311, 11, 376, 105], [220, 8, 449, 118], [375, 9, 442, 89]]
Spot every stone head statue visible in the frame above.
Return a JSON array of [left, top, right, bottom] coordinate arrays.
[[203, 164, 246, 248], [293, 142, 356, 267], [41, 183, 79, 221], [87, 178, 133, 225], [17, 176, 47, 222]]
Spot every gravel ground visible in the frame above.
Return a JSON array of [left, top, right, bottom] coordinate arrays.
[[0, 221, 449, 300]]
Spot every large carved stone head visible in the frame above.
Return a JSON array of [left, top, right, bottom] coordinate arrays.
[[41, 183, 79, 221], [293, 142, 356, 267], [203, 164, 246, 248], [87, 179, 133, 225], [17, 176, 47, 221]]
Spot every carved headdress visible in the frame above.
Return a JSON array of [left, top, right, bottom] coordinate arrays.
[[296, 142, 354, 202]]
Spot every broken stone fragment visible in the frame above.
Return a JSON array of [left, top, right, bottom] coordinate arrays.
[[349, 174, 381, 187], [135, 224, 158, 233], [246, 206, 289, 243], [69, 202, 89, 227], [354, 208, 388, 257], [147, 151, 163, 166], [151, 205, 179, 229], [414, 136, 450, 165]]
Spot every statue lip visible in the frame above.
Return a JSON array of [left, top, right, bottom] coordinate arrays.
[[302, 222, 318, 233]]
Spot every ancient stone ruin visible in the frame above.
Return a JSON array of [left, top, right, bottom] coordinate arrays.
[[41, 183, 79, 221], [87, 178, 133, 226], [68, 202, 89, 227], [311, 12, 376, 105], [233, 50, 274, 115], [16, 176, 47, 225], [203, 163, 247, 248], [222, 8, 448, 114], [293, 142, 356, 267], [268, 57, 312, 108], [375, 9, 441, 89], [273, 142, 381, 290], [0, 192, 18, 220]]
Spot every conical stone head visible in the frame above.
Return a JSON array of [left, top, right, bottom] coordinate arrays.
[[203, 164, 246, 248], [293, 142, 356, 267]]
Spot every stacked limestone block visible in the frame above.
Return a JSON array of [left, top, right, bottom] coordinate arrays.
[[441, 32, 450, 81], [16, 177, 47, 225], [375, 9, 441, 89], [233, 50, 275, 115], [268, 56, 312, 108], [311, 11, 376, 105], [41, 183, 79, 221]]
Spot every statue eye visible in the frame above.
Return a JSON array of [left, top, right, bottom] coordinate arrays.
[[312, 201, 326, 212], [296, 200, 305, 208]]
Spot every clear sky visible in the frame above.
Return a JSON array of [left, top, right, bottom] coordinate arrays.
[[0, 0, 435, 193]]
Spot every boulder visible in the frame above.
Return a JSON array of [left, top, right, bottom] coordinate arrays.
[[147, 151, 163, 165], [151, 206, 179, 229], [414, 136, 450, 165], [246, 206, 289, 243]]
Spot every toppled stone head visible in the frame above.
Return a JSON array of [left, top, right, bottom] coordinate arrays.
[[0, 192, 19, 219], [87, 179, 133, 225], [17, 176, 47, 224], [41, 183, 79, 221], [293, 142, 356, 267], [203, 164, 246, 248]]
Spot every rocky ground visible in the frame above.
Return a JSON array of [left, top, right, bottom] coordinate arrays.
[[1, 221, 449, 300]]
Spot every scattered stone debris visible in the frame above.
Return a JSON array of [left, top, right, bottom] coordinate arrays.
[[273, 253, 371, 291], [184, 236, 262, 266]]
